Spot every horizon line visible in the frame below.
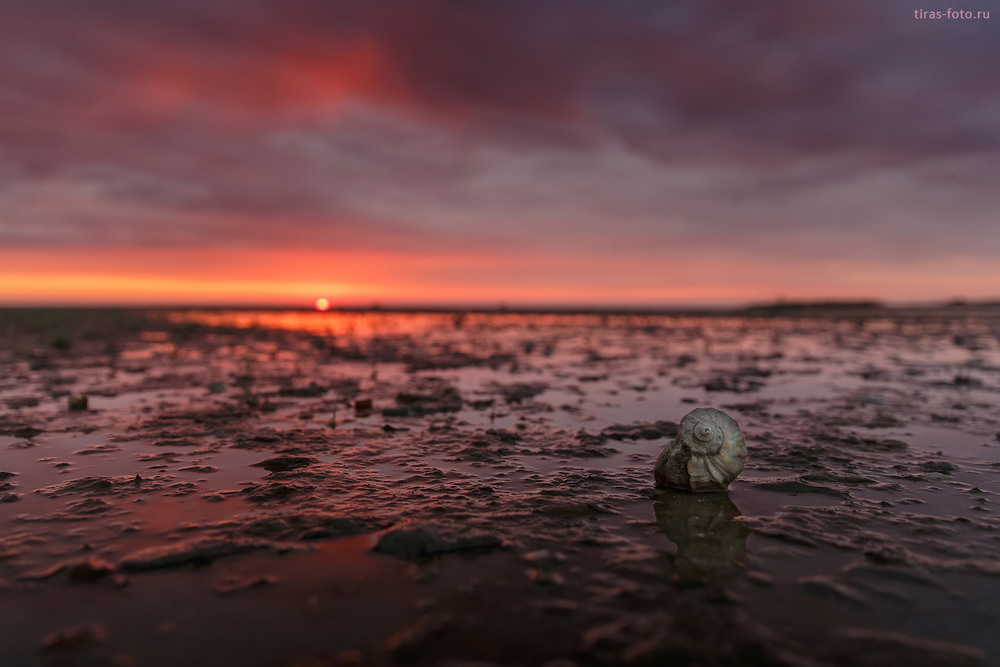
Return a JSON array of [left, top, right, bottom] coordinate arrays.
[[1, 298, 998, 314]]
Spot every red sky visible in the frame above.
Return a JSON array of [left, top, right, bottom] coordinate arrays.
[[1, 1, 998, 307]]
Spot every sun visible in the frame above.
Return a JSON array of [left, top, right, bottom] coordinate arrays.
[[314, 297, 331, 311]]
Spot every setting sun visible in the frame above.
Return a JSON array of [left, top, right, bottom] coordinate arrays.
[[314, 297, 331, 311]]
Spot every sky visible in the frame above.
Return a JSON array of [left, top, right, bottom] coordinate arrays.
[[1, 0, 998, 307]]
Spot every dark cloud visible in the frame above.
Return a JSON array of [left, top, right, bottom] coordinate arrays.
[[0, 0, 997, 268], [5, 0, 997, 151]]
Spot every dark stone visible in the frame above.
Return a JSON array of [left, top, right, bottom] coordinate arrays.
[[373, 523, 502, 561], [250, 456, 317, 472], [919, 460, 956, 474]]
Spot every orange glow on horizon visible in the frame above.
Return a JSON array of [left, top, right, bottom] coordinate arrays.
[[1, 246, 998, 307]]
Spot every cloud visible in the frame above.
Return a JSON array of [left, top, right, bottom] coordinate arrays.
[[5, 0, 997, 150], [0, 0, 998, 289]]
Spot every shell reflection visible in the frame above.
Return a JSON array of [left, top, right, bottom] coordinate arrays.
[[654, 489, 749, 580]]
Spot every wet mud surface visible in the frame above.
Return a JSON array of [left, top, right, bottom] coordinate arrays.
[[2, 307, 1000, 666]]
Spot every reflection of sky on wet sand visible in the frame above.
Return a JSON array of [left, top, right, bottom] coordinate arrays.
[[0, 430, 266, 549], [654, 489, 749, 580]]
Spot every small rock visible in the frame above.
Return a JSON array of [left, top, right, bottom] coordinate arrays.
[[250, 456, 317, 472], [67, 557, 116, 582], [67, 395, 89, 411], [919, 461, 956, 474], [373, 523, 502, 561]]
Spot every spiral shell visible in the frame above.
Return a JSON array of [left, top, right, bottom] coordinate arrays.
[[654, 407, 746, 491]]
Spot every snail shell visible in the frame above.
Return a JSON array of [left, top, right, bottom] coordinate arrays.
[[653, 407, 746, 491]]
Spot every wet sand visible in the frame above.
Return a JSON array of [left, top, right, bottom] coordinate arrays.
[[1, 306, 999, 666]]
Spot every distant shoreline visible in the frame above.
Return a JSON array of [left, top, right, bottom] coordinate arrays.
[[2, 299, 999, 319]]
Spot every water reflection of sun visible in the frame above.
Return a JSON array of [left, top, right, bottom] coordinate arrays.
[[314, 297, 330, 311]]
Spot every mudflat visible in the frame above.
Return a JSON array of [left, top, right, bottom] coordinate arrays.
[[1, 307, 999, 666]]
